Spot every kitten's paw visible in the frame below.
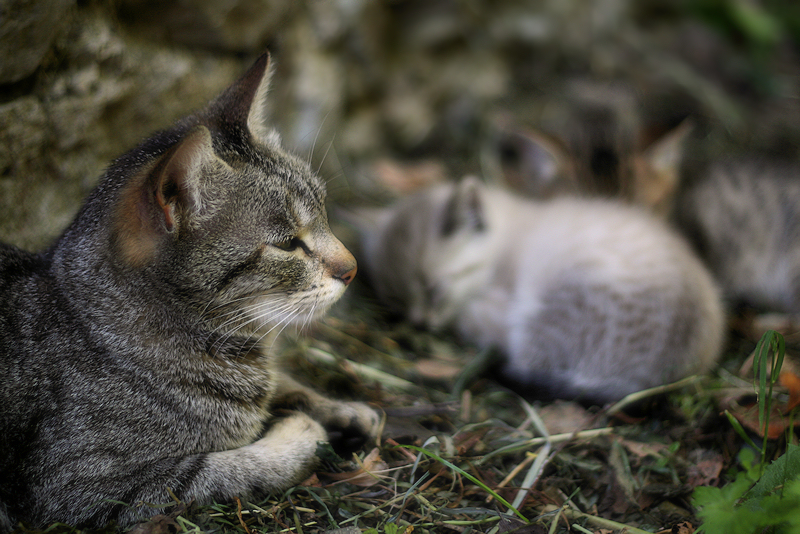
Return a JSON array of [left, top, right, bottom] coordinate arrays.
[[319, 401, 381, 455]]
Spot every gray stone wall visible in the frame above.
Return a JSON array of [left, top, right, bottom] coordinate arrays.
[[1, 0, 797, 249]]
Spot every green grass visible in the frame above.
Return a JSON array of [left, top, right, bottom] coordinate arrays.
[[17, 319, 798, 534], [693, 330, 800, 534]]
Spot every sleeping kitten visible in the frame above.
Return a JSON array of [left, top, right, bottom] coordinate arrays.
[[353, 178, 724, 403], [0, 53, 378, 531], [676, 157, 800, 313]]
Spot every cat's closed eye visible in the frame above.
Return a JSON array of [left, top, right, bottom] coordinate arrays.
[[273, 237, 304, 252]]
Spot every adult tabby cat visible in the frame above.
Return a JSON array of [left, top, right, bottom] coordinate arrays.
[[353, 178, 724, 403], [0, 53, 378, 531]]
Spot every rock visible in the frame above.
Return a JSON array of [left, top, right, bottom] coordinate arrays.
[[0, 96, 81, 250], [0, 0, 74, 84], [117, 0, 296, 53]]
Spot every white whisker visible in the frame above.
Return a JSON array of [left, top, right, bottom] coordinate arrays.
[[316, 134, 336, 176], [205, 297, 297, 355]]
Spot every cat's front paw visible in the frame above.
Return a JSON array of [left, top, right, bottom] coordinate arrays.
[[319, 401, 381, 455], [253, 412, 328, 483]]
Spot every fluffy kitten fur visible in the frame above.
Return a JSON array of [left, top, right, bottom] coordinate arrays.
[[676, 157, 800, 313], [0, 53, 378, 531], [354, 179, 724, 403]]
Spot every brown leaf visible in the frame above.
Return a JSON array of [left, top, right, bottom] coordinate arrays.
[[686, 455, 724, 488], [616, 437, 668, 460], [723, 397, 799, 439], [537, 400, 595, 435], [779, 371, 800, 411]]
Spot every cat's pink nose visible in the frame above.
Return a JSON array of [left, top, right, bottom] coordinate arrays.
[[337, 265, 357, 286]]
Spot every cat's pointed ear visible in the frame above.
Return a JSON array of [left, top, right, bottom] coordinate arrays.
[[442, 176, 486, 236], [153, 126, 216, 231], [114, 126, 219, 267], [633, 119, 692, 215], [208, 51, 275, 143]]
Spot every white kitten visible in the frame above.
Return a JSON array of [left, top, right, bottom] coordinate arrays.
[[353, 178, 725, 403]]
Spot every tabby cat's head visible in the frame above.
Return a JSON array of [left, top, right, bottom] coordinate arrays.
[[352, 178, 493, 329], [110, 53, 356, 334]]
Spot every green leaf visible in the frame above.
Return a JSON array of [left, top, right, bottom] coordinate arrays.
[[745, 444, 800, 501], [693, 473, 758, 534]]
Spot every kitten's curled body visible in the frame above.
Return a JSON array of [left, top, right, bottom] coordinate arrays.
[[0, 54, 378, 531], [357, 179, 724, 403]]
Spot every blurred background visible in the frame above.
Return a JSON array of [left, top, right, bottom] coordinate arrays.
[[1, 0, 798, 249]]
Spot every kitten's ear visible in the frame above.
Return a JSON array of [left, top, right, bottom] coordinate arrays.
[[442, 176, 486, 236], [114, 126, 220, 267], [207, 51, 276, 143], [632, 120, 692, 215], [497, 127, 573, 197]]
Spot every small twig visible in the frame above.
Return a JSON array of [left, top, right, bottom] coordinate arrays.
[[386, 438, 419, 462], [305, 347, 419, 391], [235, 497, 253, 534], [606, 375, 705, 416], [486, 451, 537, 503], [476, 427, 614, 464], [540, 504, 654, 534]]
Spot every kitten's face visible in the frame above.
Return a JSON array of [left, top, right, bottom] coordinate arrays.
[[111, 54, 356, 337], [357, 180, 492, 330]]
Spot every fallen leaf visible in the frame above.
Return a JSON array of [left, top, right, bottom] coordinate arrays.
[[779, 371, 800, 411], [300, 472, 321, 487], [615, 437, 668, 460], [686, 456, 723, 488], [537, 400, 595, 435], [721, 394, 800, 439]]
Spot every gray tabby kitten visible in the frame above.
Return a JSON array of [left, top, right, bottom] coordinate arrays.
[[353, 178, 724, 403], [676, 158, 800, 313], [0, 53, 378, 531]]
